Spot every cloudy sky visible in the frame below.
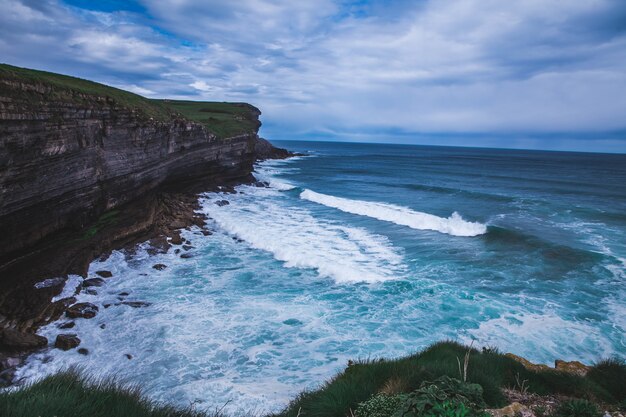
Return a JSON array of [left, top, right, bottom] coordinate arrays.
[[1, 0, 625, 152]]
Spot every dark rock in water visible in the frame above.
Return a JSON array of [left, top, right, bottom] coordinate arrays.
[[55, 334, 80, 350], [103, 304, 111, 309], [95, 270, 113, 278], [254, 137, 297, 161], [180, 253, 193, 259], [58, 321, 75, 329], [152, 264, 167, 271], [0, 329, 47, 350], [169, 233, 183, 245], [99, 324, 106, 329], [253, 181, 270, 188], [201, 230, 212, 236], [182, 245, 194, 251], [78, 348, 89, 355], [66, 302, 99, 319], [84, 289, 98, 295], [174, 249, 181, 254], [125, 354, 133, 360], [0, 367, 16, 387], [215, 199, 230, 207], [282, 318, 303, 326], [118, 292, 130, 297], [119, 301, 151, 308], [83, 278, 105, 287]]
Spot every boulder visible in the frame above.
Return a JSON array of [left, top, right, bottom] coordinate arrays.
[[555, 359, 590, 376], [83, 278, 105, 287], [55, 334, 80, 350], [487, 402, 535, 417], [66, 302, 99, 319], [0, 329, 47, 350], [169, 233, 183, 245], [505, 353, 552, 372], [95, 270, 113, 278], [58, 321, 75, 329], [215, 200, 230, 207], [152, 264, 167, 271], [180, 253, 193, 259], [78, 348, 89, 355]]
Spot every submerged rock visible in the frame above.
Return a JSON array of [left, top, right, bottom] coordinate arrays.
[[0, 329, 47, 350], [215, 199, 230, 207], [95, 270, 113, 278], [180, 253, 193, 259], [118, 301, 152, 308], [55, 334, 80, 350], [83, 278, 105, 287], [152, 264, 167, 271], [66, 302, 99, 319], [125, 354, 133, 360]]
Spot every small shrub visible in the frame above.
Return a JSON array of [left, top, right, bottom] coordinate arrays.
[[356, 393, 407, 417], [552, 399, 601, 417], [586, 358, 626, 403], [394, 376, 487, 417]]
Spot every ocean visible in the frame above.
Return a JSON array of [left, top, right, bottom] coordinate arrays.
[[16, 141, 626, 413]]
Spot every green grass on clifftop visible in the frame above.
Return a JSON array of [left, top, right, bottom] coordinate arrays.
[[155, 100, 260, 139], [0, 64, 260, 139], [0, 63, 172, 121]]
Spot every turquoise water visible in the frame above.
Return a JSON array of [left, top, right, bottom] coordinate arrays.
[[18, 142, 626, 413]]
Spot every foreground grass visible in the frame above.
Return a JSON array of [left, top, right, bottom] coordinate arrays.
[[272, 341, 626, 417], [2, 342, 624, 417]]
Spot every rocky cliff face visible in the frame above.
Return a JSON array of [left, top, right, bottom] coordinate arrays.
[[0, 77, 259, 260]]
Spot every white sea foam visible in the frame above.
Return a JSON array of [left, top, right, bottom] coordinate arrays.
[[300, 189, 487, 237], [51, 275, 83, 302], [202, 187, 405, 283]]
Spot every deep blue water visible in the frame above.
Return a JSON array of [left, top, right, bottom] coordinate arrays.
[[18, 142, 626, 413]]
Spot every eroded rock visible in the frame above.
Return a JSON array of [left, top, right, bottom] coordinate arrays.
[[55, 334, 80, 350], [66, 302, 99, 319], [0, 329, 47, 350], [95, 270, 113, 278]]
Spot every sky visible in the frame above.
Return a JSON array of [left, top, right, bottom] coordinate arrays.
[[1, 0, 626, 152]]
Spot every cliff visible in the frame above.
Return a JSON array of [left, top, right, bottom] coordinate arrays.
[[0, 64, 271, 342]]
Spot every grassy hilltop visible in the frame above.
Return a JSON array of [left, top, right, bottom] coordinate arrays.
[[0, 63, 259, 139], [2, 341, 624, 417]]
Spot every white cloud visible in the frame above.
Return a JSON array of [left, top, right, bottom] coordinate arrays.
[[1, 0, 625, 151]]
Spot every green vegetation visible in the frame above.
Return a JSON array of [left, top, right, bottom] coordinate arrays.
[[80, 209, 120, 240], [0, 370, 209, 417], [155, 99, 260, 139], [272, 341, 625, 417], [0, 63, 172, 120], [0, 63, 260, 138], [2, 342, 625, 417]]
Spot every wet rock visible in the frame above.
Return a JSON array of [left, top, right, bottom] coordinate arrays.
[[84, 289, 98, 295], [0, 357, 21, 369], [119, 301, 152, 308], [0, 329, 47, 350], [182, 245, 193, 251], [152, 264, 167, 271], [0, 367, 16, 386], [66, 302, 99, 319], [169, 233, 183, 245], [103, 304, 112, 309], [555, 359, 590, 376], [174, 249, 181, 254], [125, 354, 133, 360], [118, 292, 130, 297], [215, 199, 230, 207], [59, 321, 75, 329], [99, 324, 106, 329], [180, 253, 193, 259], [201, 230, 212, 236], [78, 348, 89, 355], [253, 181, 270, 188], [83, 278, 105, 287], [55, 334, 80, 350], [487, 402, 535, 417], [95, 270, 113, 278]]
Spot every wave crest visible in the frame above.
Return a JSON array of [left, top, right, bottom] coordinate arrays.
[[300, 189, 487, 237]]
